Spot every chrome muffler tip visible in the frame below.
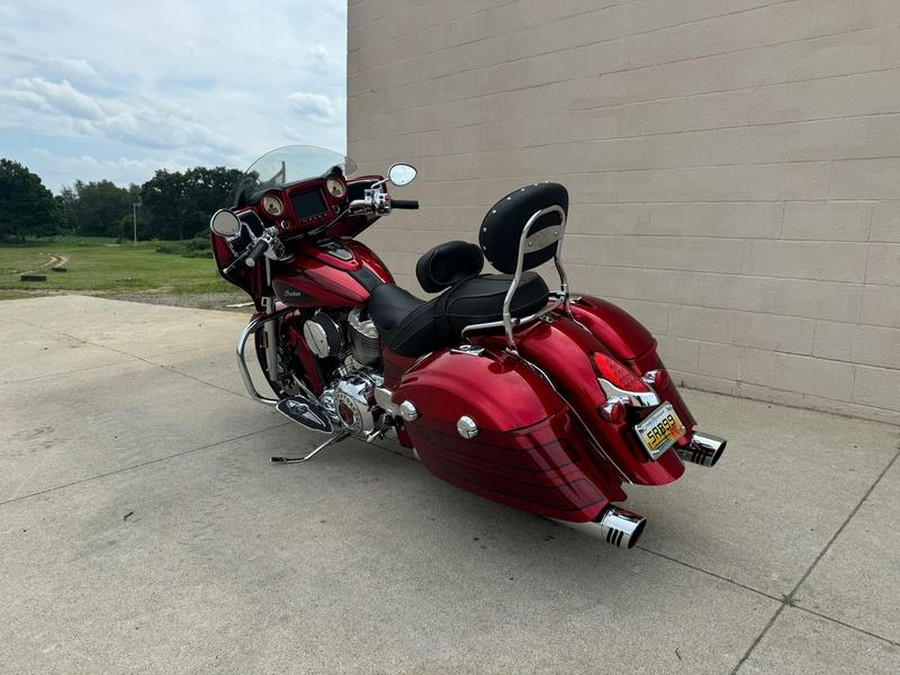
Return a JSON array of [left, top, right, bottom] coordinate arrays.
[[550, 506, 646, 549], [677, 431, 727, 467], [597, 506, 647, 549]]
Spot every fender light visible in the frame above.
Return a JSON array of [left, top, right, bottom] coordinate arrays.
[[592, 352, 660, 408], [598, 398, 627, 424], [642, 368, 669, 390]]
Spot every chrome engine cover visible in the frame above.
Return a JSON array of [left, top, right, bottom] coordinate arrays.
[[330, 370, 380, 435], [303, 313, 343, 358]]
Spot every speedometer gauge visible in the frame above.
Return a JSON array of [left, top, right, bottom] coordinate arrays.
[[262, 194, 283, 216], [326, 177, 346, 198]]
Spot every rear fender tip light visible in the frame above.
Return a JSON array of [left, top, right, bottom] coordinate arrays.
[[642, 368, 669, 390], [598, 398, 627, 424]]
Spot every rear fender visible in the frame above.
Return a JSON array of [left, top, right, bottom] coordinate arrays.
[[572, 295, 697, 431], [512, 316, 687, 486]]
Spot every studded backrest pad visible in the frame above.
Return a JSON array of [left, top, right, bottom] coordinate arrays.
[[415, 240, 485, 293], [478, 183, 568, 274]]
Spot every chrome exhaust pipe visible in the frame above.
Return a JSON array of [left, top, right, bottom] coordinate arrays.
[[552, 506, 647, 549], [677, 431, 727, 467]]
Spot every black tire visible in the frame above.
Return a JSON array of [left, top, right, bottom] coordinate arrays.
[[253, 321, 317, 399]]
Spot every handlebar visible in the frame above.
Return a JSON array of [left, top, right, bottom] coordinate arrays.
[[244, 238, 270, 267], [390, 199, 419, 210]]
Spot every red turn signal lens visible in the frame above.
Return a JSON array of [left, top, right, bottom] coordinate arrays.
[[592, 352, 649, 392]]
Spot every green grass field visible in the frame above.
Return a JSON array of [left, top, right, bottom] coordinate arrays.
[[0, 236, 233, 299]]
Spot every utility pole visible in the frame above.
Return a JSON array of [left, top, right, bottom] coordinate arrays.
[[132, 199, 141, 244]]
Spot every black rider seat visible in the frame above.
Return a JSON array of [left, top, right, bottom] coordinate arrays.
[[369, 181, 568, 359], [368, 272, 549, 358]]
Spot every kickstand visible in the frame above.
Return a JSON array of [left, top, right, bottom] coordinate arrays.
[[271, 430, 352, 464]]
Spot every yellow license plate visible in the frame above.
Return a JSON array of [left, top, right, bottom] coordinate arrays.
[[635, 402, 685, 460]]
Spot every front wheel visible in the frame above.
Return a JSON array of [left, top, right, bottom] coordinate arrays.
[[253, 325, 311, 399]]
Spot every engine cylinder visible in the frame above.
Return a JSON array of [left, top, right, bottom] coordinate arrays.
[[348, 308, 381, 365]]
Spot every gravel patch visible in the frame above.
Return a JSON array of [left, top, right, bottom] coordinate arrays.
[[100, 291, 255, 312]]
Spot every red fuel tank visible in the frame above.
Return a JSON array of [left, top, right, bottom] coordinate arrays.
[[270, 240, 393, 307]]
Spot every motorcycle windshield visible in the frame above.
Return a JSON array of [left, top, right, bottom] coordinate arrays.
[[234, 145, 357, 205]]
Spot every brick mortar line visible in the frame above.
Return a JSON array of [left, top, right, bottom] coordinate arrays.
[[350, 106, 900, 148], [731, 446, 900, 672], [669, 374, 900, 424], [564, 233, 875, 243], [355, 148, 900, 175], [350, 0, 653, 61], [0, 421, 292, 508], [350, 0, 800, 81], [383, 198, 885, 206], [349, 0, 522, 37], [350, 159, 900, 189], [546, 261, 876, 286], [349, 32, 900, 118], [593, 293, 882, 318]]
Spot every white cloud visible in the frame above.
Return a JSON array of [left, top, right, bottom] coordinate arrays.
[[8, 78, 105, 120], [0, 0, 347, 192], [288, 92, 346, 126]]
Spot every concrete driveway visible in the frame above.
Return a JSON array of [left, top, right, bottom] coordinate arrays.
[[1, 296, 897, 674]]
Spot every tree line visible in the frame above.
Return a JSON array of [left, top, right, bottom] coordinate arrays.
[[0, 158, 242, 242]]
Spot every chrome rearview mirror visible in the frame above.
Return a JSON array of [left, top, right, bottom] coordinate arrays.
[[388, 163, 417, 186], [210, 209, 241, 237]]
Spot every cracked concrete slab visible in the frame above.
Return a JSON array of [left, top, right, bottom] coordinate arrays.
[[739, 608, 899, 674], [628, 391, 899, 598], [794, 454, 900, 643], [1, 296, 897, 673]]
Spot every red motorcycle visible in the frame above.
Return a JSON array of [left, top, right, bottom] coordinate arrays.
[[210, 145, 727, 549]]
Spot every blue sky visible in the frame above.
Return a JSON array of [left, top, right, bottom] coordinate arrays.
[[0, 0, 347, 193]]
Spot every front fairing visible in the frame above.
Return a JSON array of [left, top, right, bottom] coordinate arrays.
[[233, 145, 357, 207]]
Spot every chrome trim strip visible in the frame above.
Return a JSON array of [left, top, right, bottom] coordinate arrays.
[[450, 344, 485, 356], [460, 297, 564, 338], [598, 378, 660, 408]]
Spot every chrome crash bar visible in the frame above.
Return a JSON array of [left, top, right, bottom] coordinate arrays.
[[236, 306, 294, 406]]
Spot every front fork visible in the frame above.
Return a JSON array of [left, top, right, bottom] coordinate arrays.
[[263, 259, 279, 384]]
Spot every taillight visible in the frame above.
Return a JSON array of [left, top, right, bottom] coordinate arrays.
[[592, 352, 649, 392]]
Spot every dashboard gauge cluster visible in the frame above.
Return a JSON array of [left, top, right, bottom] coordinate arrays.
[[251, 172, 350, 234]]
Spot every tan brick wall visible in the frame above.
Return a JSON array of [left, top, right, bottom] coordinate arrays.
[[348, 0, 900, 425]]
